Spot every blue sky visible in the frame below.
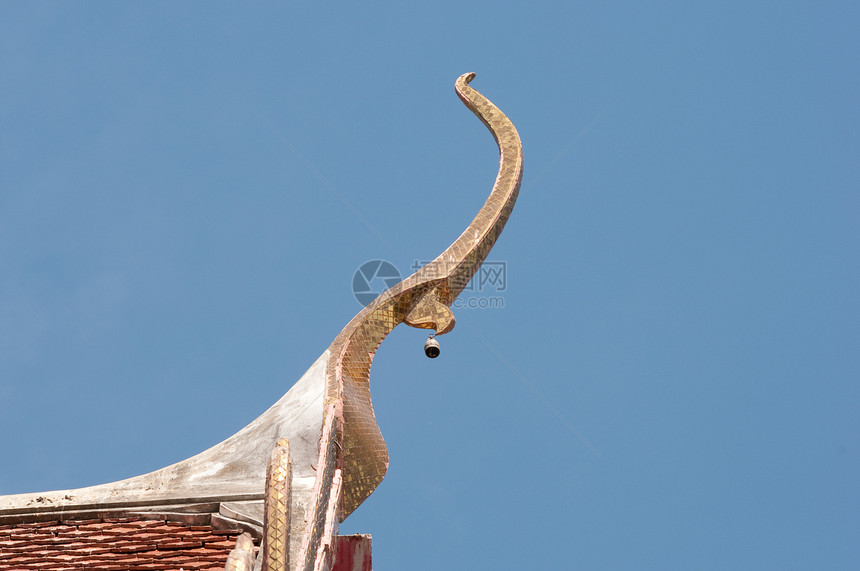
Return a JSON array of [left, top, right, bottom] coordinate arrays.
[[1, 2, 858, 569]]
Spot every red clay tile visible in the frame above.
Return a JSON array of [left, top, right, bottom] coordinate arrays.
[[0, 515, 255, 570], [16, 521, 61, 529]]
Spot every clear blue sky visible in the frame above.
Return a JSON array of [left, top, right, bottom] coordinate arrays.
[[1, 2, 857, 569]]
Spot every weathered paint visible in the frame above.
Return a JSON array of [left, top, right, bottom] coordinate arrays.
[[333, 535, 372, 571]]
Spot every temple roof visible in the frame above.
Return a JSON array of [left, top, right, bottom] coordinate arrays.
[[0, 73, 521, 571]]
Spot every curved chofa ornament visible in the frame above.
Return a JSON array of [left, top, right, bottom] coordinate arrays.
[[0, 73, 522, 571]]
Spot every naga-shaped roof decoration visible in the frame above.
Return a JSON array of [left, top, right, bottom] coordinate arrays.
[[328, 71, 524, 517]]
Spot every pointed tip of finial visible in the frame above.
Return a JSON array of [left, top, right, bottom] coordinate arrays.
[[455, 73, 477, 100], [457, 72, 477, 87]]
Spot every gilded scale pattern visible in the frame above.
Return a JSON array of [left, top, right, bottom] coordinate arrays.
[[262, 439, 292, 571], [324, 72, 524, 517]]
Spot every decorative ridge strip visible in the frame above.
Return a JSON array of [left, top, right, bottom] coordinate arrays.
[[262, 438, 291, 571]]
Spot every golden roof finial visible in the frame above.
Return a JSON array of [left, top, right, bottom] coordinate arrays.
[[326, 72, 524, 517]]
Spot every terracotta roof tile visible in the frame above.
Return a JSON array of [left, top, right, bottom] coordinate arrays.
[[0, 515, 258, 570]]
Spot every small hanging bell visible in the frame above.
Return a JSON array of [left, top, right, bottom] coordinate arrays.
[[424, 335, 440, 358]]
